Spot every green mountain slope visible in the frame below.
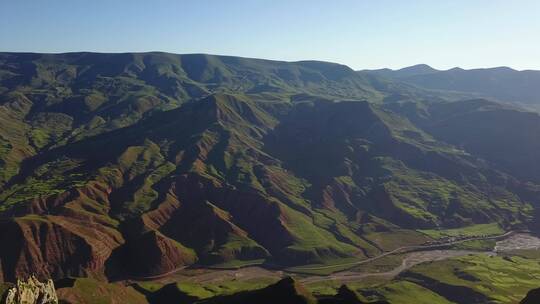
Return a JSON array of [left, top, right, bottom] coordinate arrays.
[[0, 52, 540, 283]]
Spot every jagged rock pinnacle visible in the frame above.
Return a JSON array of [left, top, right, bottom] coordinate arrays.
[[4, 275, 58, 304]]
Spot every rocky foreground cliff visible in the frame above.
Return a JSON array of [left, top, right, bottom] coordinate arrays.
[[2, 276, 57, 304]]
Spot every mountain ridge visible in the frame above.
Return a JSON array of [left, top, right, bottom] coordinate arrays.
[[363, 64, 540, 109], [0, 52, 539, 284]]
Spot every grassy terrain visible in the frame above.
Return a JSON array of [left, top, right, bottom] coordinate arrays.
[[135, 281, 164, 293], [500, 249, 540, 259], [307, 251, 540, 303], [173, 277, 278, 299], [419, 223, 504, 239], [399, 253, 540, 303], [50, 248, 540, 303], [363, 230, 429, 251], [305, 276, 391, 297], [284, 256, 367, 275], [56, 278, 148, 304], [209, 259, 266, 269], [450, 239, 496, 251], [277, 203, 361, 264], [373, 281, 454, 304], [350, 254, 405, 273]]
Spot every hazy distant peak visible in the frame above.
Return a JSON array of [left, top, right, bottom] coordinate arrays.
[[396, 64, 438, 76], [483, 66, 517, 72], [361, 64, 438, 78]]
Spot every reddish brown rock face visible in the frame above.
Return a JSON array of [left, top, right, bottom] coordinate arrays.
[[0, 182, 124, 282], [124, 230, 196, 276], [0, 216, 122, 281], [163, 174, 295, 255]]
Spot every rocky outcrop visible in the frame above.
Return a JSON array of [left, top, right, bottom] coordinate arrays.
[[4, 275, 58, 304]]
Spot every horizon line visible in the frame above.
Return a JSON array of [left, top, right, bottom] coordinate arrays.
[[0, 49, 536, 72]]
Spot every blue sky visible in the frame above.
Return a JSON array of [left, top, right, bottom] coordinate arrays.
[[1, 0, 538, 70]]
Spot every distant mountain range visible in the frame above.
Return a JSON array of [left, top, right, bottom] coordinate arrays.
[[0, 52, 539, 289], [362, 64, 540, 111]]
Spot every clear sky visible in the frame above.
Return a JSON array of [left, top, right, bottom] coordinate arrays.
[[1, 0, 539, 70]]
